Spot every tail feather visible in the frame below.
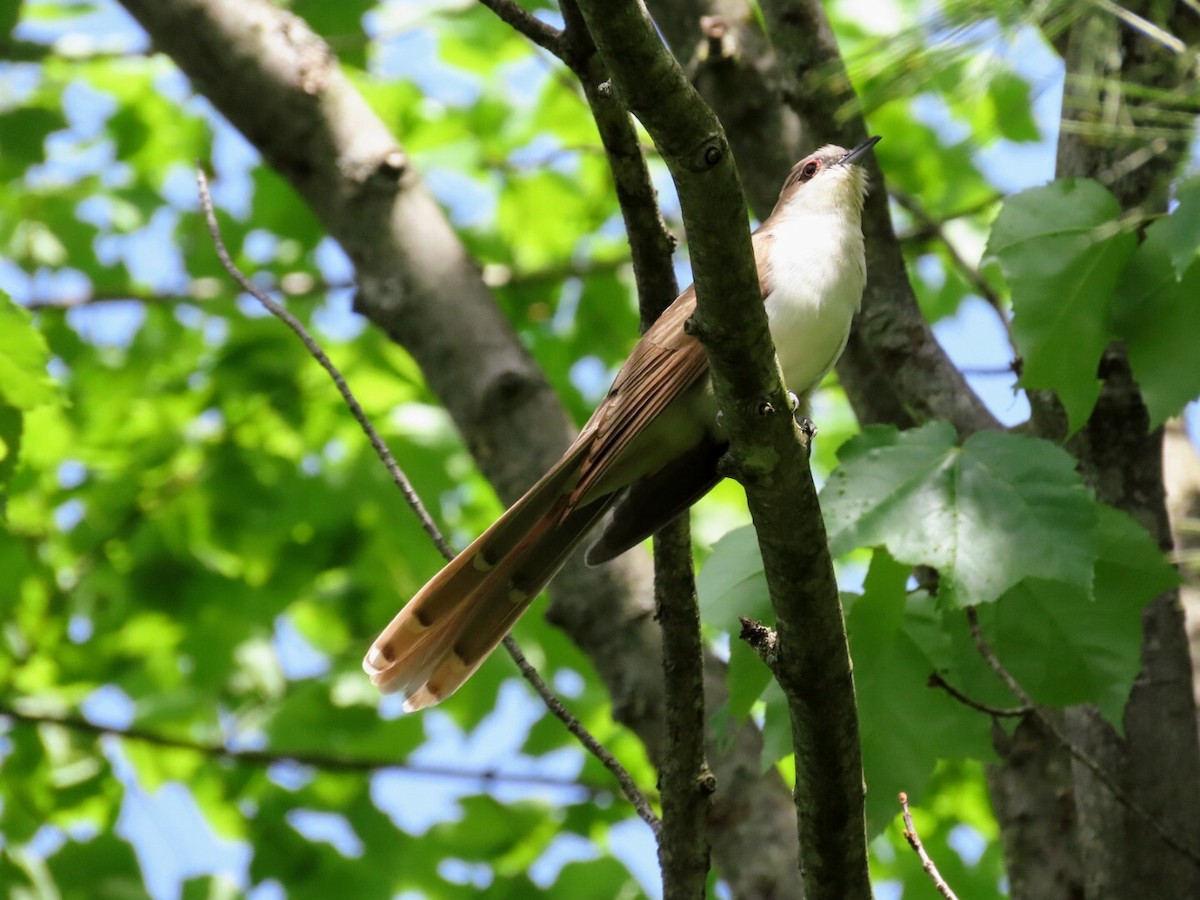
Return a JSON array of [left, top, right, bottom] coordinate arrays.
[[399, 498, 613, 711], [363, 438, 607, 705]]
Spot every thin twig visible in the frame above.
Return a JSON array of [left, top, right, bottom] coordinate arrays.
[[927, 672, 1028, 718], [22, 257, 632, 312], [501, 637, 662, 834], [894, 192, 1002, 244], [197, 164, 660, 833], [966, 607, 1200, 870], [482, 0, 676, 840], [0, 706, 608, 796], [196, 167, 453, 560], [1089, 0, 1186, 54], [890, 189, 1011, 332], [898, 792, 960, 900], [476, 0, 564, 56]]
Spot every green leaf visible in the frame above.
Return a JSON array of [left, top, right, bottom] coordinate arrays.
[[849, 551, 994, 832], [759, 682, 793, 772], [1112, 204, 1200, 426], [0, 294, 59, 409], [0, 106, 67, 179], [972, 505, 1176, 726], [0, 403, 22, 505], [697, 525, 773, 632], [1157, 178, 1200, 279], [290, 0, 373, 68], [553, 857, 639, 896], [822, 423, 1097, 607], [45, 834, 147, 899], [986, 179, 1136, 432], [984, 70, 1039, 143], [697, 525, 776, 719], [725, 635, 774, 722]]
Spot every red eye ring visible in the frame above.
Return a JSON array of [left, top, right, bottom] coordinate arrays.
[[802, 161, 820, 178]]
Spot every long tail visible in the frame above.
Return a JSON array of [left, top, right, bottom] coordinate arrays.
[[363, 439, 611, 711]]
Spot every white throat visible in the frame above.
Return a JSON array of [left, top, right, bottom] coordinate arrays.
[[763, 203, 866, 399]]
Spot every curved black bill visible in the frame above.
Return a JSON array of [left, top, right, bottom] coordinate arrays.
[[837, 135, 882, 166]]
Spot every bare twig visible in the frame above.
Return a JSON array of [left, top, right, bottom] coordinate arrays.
[[898, 792, 961, 900], [967, 607, 1200, 870], [196, 164, 661, 834], [894, 193, 1003, 244], [928, 672, 1029, 718], [502, 637, 662, 834], [1089, 0, 1186, 54], [890, 189, 1010, 332], [22, 257, 633, 312], [738, 615, 779, 672], [476, 0, 564, 56], [196, 167, 454, 560], [0, 705, 610, 796]]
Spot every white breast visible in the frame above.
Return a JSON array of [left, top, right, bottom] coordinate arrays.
[[764, 212, 866, 397]]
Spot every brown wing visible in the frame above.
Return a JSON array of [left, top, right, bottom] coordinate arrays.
[[569, 288, 707, 503], [572, 229, 778, 504]]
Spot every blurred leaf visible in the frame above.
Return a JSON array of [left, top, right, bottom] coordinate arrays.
[[552, 856, 640, 896], [0, 403, 22, 507], [290, 0, 373, 68], [0, 106, 66, 179], [983, 70, 1039, 143], [0, 294, 59, 409]]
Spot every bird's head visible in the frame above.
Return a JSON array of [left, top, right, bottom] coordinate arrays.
[[771, 136, 880, 221]]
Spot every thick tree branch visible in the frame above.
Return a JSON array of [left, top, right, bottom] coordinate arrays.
[[1047, 5, 1200, 895], [570, 1, 870, 896]]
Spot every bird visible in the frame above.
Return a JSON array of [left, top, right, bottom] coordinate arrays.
[[364, 136, 880, 710]]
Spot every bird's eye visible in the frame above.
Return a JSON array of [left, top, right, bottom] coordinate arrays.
[[801, 161, 820, 179]]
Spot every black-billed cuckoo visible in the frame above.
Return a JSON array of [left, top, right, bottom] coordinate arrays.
[[365, 137, 881, 710]]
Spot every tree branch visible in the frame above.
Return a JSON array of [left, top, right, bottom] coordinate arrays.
[[898, 792, 961, 900], [476, 0, 564, 56], [502, 3, 799, 893], [554, 4, 716, 886], [0, 705, 613, 796], [569, 1, 871, 896], [890, 188, 1011, 335], [652, 516, 714, 896], [1047, 4, 1200, 893], [120, 3, 803, 894]]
